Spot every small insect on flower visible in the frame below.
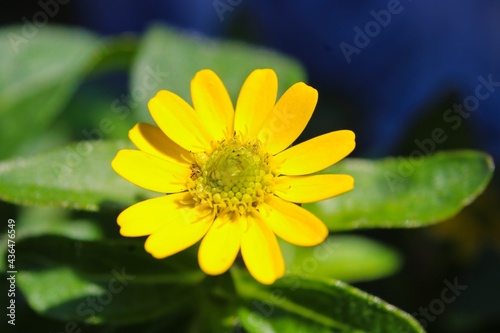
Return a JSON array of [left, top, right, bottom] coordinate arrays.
[[111, 68, 355, 284], [190, 163, 202, 180]]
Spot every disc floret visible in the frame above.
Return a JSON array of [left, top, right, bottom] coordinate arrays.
[[188, 137, 275, 215]]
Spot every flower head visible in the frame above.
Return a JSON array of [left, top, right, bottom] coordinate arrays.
[[112, 69, 355, 284]]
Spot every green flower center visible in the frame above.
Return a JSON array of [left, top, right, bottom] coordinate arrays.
[[187, 137, 275, 215]]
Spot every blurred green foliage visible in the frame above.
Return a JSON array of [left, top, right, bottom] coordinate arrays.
[[0, 24, 495, 332]]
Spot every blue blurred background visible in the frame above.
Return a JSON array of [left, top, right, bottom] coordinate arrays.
[[2, 1, 500, 332], [3, 0, 500, 161]]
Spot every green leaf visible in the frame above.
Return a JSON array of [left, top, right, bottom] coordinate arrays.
[[280, 235, 402, 283], [232, 268, 425, 333], [16, 235, 204, 325], [130, 24, 306, 122], [16, 235, 238, 330], [16, 206, 104, 241], [0, 206, 103, 271], [0, 140, 153, 211], [305, 150, 494, 231], [87, 34, 139, 76], [60, 83, 137, 142], [0, 25, 103, 159]]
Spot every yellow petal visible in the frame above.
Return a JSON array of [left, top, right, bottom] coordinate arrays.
[[198, 213, 242, 276], [148, 90, 212, 152], [263, 196, 328, 246], [258, 82, 318, 155], [144, 197, 213, 258], [241, 212, 285, 284], [274, 174, 354, 203], [275, 130, 355, 175], [191, 69, 234, 142], [118, 193, 189, 237], [111, 149, 190, 193], [129, 122, 191, 165], [234, 69, 278, 140]]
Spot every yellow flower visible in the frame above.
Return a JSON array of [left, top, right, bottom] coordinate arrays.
[[112, 69, 355, 284]]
